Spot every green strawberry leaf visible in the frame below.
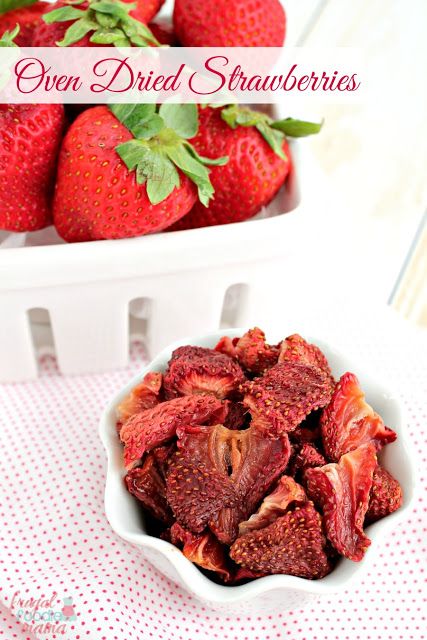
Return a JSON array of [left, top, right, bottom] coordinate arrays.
[[90, 27, 127, 44], [116, 140, 180, 204], [44, 0, 160, 48], [0, 0, 37, 15], [255, 121, 287, 161], [159, 104, 198, 139], [0, 25, 20, 46], [43, 6, 87, 23], [167, 145, 214, 207], [57, 17, 98, 46], [184, 143, 228, 167], [109, 104, 163, 139], [220, 105, 322, 158], [109, 103, 228, 207], [145, 154, 180, 204], [271, 118, 323, 137]]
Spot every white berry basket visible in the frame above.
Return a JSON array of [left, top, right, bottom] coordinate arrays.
[[0, 131, 324, 383]]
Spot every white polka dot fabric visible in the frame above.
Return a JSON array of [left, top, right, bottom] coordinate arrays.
[[0, 310, 426, 640]]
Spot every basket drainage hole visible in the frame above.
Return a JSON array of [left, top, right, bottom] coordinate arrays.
[[27, 308, 58, 374], [129, 297, 152, 354], [220, 283, 249, 328]]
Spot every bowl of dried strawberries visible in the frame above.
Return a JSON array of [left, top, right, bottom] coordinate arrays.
[[100, 328, 416, 612]]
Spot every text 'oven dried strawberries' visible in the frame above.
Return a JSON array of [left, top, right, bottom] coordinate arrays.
[[117, 328, 403, 583]]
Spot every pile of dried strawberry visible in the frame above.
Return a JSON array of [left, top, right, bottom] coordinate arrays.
[[116, 328, 403, 583]]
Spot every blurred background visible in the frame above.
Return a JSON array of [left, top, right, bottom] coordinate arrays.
[[284, 0, 427, 327]]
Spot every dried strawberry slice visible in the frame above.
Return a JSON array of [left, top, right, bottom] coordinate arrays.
[[234, 328, 281, 375], [279, 334, 333, 381], [305, 443, 377, 561], [238, 476, 307, 536], [120, 395, 228, 470], [365, 465, 403, 524], [243, 361, 334, 438], [125, 454, 173, 525], [169, 522, 232, 582], [215, 336, 239, 359], [116, 371, 163, 433], [320, 372, 397, 461], [230, 502, 332, 580], [164, 345, 246, 400], [166, 424, 290, 542], [288, 443, 326, 478]]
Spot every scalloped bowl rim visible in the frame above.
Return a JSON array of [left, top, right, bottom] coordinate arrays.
[[99, 328, 417, 604]]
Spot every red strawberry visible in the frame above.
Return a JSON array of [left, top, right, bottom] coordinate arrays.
[[0, 103, 64, 232], [170, 106, 291, 230], [148, 17, 177, 45], [320, 372, 397, 462], [173, 0, 286, 47], [169, 522, 232, 582], [243, 361, 334, 438], [53, 104, 225, 241], [365, 465, 403, 524], [0, 2, 47, 46], [230, 502, 332, 580], [116, 371, 163, 433], [125, 451, 173, 524], [305, 443, 377, 562], [163, 345, 246, 400], [166, 423, 290, 542], [238, 476, 307, 536], [32, 0, 161, 47], [120, 394, 228, 470]]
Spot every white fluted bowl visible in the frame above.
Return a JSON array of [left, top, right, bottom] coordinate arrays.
[[99, 328, 416, 613]]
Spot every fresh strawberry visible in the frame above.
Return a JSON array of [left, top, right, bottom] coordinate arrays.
[[53, 104, 227, 241], [238, 476, 307, 536], [243, 361, 334, 438], [230, 502, 332, 580], [365, 465, 403, 524], [173, 0, 286, 47], [163, 345, 246, 400], [288, 443, 326, 478], [0, 1, 47, 46], [148, 17, 177, 45], [116, 371, 163, 433], [170, 106, 290, 230], [305, 443, 377, 562], [279, 334, 334, 382], [166, 423, 290, 542], [320, 372, 397, 461], [170, 106, 323, 230], [169, 522, 232, 582], [0, 102, 64, 232], [125, 452, 173, 524], [33, 0, 161, 47], [120, 394, 228, 470]]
